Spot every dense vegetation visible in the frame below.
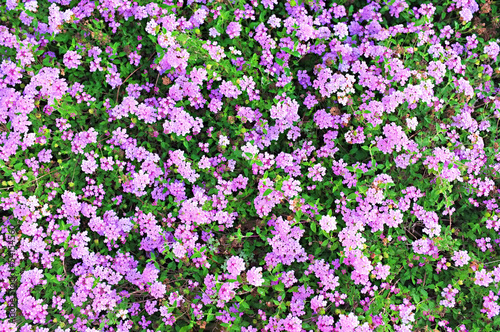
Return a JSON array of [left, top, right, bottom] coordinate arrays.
[[1, 0, 500, 331]]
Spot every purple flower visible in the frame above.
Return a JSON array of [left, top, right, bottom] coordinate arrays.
[[227, 256, 245, 277], [246, 267, 264, 287], [485, 41, 500, 61], [63, 50, 81, 69], [460, 8, 473, 22], [319, 215, 337, 232], [226, 22, 241, 39], [451, 250, 471, 267]]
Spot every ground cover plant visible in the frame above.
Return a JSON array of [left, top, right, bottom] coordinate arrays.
[[1, 0, 500, 331]]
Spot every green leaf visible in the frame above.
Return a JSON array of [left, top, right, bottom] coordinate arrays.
[[179, 324, 194, 332], [263, 188, 273, 196], [311, 222, 317, 233]]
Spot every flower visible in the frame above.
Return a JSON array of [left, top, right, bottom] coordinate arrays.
[[63, 50, 81, 69], [319, 215, 337, 232], [227, 256, 245, 277], [226, 22, 241, 39], [246, 267, 264, 287], [460, 8, 473, 22], [451, 250, 471, 267], [406, 117, 418, 131]]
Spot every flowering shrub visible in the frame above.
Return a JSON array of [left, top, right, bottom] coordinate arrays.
[[2, 0, 500, 331]]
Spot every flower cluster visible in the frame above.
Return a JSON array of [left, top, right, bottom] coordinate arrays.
[[2, 0, 500, 331]]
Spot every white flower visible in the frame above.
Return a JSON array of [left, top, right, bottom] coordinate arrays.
[[41, 204, 50, 217], [406, 117, 418, 131], [219, 135, 230, 147], [25, 1, 38, 12], [146, 20, 158, 36], [117, 309, 128, 319], [319, 215, 337, 233]]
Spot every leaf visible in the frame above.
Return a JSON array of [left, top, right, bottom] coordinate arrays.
[[311, 222, 317, 233], [179, 324, 194, 332], [263, 188, 273, 196]]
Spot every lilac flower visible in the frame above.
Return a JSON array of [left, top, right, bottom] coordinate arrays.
[[451, 250, 471, 267], [268, 14, 281, 28], [261, 0, 278, 10], [227, 256, 245, 277], [150, 281, 166, 299], [481, 291, 500, 318], [226, 22, 242, 39], [475, 269, 493, 287], [146, 20, 158, 35], [281, 178, 302, 198], [319, 215, 337, 232], [485, 41, 500, 61], [373, 263, 391, 280], [209, 27, 220, 38], [63, 51, 81, 69], [440, 284, 459, 308], [460, 8, 473, 22], [307, 163, 326, 182], [246, 267, 264, 287], [219, 135, 229, 147], [172, 242, 186, 259], [334, 23, 349, 39]]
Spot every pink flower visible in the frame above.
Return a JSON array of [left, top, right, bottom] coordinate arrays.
[[227, 256, 245, 277], [246, 267, 264, 287], [226, 22, 241, 39], [281, 178, 302, 198], [406, 117, 418, 131], [308, 163, 326, 182], [63, 50, 81, 69], [460, 8, 473, 22], [475, 269, 493, 287], [485, 41, 500, 61], [311, 295, 327, 313], [319, 215, 337, 232], [374, 263, 391, 280], [150, 281, 166, 299], [451, 250, 471, 267]]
